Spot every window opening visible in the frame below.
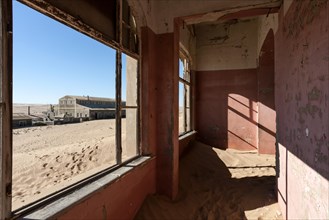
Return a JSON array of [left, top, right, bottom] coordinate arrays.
[[7, 0, 140, 215], [179, 57, 192, 135]]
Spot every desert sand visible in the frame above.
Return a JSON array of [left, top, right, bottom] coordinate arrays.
[[136, 141, 282, 220], [12, 118, 129, 210]]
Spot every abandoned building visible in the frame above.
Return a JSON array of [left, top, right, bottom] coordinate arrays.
[[12, 113, 32, 128], [0, 0, 328, 219], [58, 95, 117, 120]]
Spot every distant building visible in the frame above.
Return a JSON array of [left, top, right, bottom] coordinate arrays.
[[12, 113, 32, 128], [58, 95, 124, 120]]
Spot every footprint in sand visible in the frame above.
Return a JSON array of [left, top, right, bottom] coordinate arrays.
[[77, 162, 83, 171], [42, 163, 48, 168]]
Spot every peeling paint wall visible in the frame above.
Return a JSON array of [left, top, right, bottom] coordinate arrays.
[[257, 13, 277, 155], [196, 19, 258, 71], [257, 14, 278, 57], [275, 0, 329, 218], [151, 0, 281, 34], [180, 25, 196, 70], [195, 19, 259, 150]]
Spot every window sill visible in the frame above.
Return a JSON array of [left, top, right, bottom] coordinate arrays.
[[18, 156, 152, 219], [179, 130, 196, 140]]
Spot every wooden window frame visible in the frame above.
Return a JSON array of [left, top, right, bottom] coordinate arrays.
[[179, 54, 192, 136], [0, 0, 141, 218]]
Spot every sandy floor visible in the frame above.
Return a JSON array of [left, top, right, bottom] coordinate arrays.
[[136, 141, 282, 220], [12, 118, 131, 210]]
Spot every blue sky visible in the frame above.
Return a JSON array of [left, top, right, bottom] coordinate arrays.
[[13, 1, 128, 104]]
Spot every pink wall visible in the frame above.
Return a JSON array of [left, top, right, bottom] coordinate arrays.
[[258, 30, 276, 155], [179, 132, 196, 157], [141, 27, 179, 199], [276, 1, 329, 219], [196, 69, 258, 151], [57, 159, 156, 220]]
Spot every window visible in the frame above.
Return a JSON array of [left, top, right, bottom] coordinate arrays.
[[0, 0, 141, 217], [179, 57, 192, 135]]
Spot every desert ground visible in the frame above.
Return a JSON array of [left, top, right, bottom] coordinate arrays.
[[136, 141, 282, 220], [12, 116, 130, 210]]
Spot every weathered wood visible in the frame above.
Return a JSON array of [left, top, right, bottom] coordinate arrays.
[[115, 51, 122, 165], [0, 0, 12, 218]]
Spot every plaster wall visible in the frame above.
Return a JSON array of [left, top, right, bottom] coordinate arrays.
[[257, 29, 276, 155], [257, 14, 278, 57], [195, 19, 259, 150], [180, 25, 196, 70], [275, 0, 329, 218], [196, 69, 258, 150], [57, 159, 156, 220], [196, 19, 258, 71], [141, 27, 179, 199], [150, 0, 281, 34]]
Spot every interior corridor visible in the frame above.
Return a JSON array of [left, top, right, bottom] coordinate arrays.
[[136, 141, 281, 220]]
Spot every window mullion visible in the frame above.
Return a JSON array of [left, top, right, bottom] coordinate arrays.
[[115, 51, 122, 165], [1, 0, 13, 217]]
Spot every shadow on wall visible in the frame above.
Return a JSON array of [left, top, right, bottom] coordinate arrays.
[[275, 1, 329, 218], [195, 29, 275, 154], [195, 72, 275, 152]]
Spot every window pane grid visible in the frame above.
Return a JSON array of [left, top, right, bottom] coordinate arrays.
[[179, 57, 192, 136]]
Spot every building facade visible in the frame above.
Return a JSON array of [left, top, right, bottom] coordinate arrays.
[[12, 113, 32, 128], [58, 95, 119, 120]]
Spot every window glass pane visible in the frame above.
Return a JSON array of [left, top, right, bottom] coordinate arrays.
[[184, 69, 190, 83], [122, 108, 138, 160], [12, 2, 116, 210], [122, 53, 138, 107], [179, 59, 184, 79], [186, 106, 191, 131], [186, 84, 190, 108], [185, 84, 191, 131], [179, 82, 185, 134]]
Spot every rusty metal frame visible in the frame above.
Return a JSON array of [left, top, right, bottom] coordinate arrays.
[[0, 0, 12, 218]]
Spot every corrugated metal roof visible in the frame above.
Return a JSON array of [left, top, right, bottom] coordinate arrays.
[[59, 95, 115, 102], [13, 113, 32, 120]]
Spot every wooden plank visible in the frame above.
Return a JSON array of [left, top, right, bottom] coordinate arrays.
[[0, 0, 12, 218]]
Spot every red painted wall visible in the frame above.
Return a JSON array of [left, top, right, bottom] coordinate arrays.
[[141, 27, 179, 199], [141, 27, 158, 156], [196, 69, 258, 151], [57, 159, 156, 220], [258, 30, 276, 155], [276, 1, 329, 219], [179, 132, 196, 157]]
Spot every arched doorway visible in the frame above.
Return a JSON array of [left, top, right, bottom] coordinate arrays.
[[258, 29, 276, 154]]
